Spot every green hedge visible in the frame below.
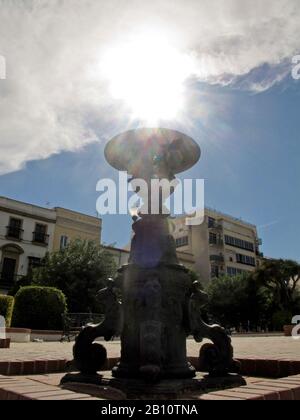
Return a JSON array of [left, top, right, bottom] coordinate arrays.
[[12, 286, 67, 330], [0, 295, 14, 327]]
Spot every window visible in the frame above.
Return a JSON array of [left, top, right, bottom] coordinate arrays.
[[6, 218, 23, 240], [236, 253, 256, 266], [28, 257, 42, 272], [209, 232, 217, 244], [225, 235, 254, 252], [33, 224, 48, 244], [175, 236, 188, 248], [0, 258, 17, 287], [210, 254, 224, 263], [208, 217, 216, 228], [227, 267, 247, 276], [211, 265, 219, 278], [227, 267, 235, 276], [60, 235, 69, 250]]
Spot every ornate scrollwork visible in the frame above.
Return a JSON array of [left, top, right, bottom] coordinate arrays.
[[72, 278, 122, 375], [189, 281, 240, 377]]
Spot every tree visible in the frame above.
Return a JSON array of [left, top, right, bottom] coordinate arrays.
[[206, 274, 272, 330], [252, 259, 300, 314], [33, 240, 117, 313], [206, 259, 300, 332]]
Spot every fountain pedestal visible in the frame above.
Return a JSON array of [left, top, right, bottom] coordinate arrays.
[[112, 216, 195, 381]]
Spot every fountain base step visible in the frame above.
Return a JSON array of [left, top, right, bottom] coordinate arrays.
[[61, 372, 246, 400]]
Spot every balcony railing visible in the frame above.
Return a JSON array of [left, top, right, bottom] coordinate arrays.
[[210, 254, 225, 263], [209, 239, 224, 246], [6, 226, 24, 240], [256, 251, 264, 258], [208, 222, 223, 230], [32, 232, 49, 245]]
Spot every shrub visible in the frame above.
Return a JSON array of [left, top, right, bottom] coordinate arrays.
[[12, 286, 67, 330], [8, 275, 34, 297], [0, 295, 14, 327], [33, 240, 117, 312]]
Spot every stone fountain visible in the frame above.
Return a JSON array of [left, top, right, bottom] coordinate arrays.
[[61, 128, 243, 398]]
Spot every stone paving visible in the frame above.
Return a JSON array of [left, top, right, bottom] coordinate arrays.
[[0, 336, 299, 362]]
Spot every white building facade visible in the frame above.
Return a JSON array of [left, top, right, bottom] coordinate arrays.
[[0, 197, 56, 294], [172, 208, 263, 284]]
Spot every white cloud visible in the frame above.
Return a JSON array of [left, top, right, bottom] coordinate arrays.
[[0, 0, 299, 174]]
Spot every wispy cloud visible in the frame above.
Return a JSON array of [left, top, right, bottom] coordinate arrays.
[[0, 0, 299, 174], [258, 220, 280, 230]]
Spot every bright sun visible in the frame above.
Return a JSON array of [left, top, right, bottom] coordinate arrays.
[[101, 31, 195, 123]]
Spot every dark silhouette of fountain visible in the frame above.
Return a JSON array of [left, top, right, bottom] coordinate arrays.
[[61, 128, 241, 394]]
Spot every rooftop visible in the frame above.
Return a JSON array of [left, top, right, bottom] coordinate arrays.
[[174, 207, 257, 230], [206, 206, 257, 229], [0, 196, 101, 222]]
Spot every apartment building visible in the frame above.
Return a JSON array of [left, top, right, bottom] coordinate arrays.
[[105, 246, 195, 271], [53, 207, 102, 252], [105, 246, 131, 269], [0, 197, 56, 293], [172, 208, 263, 284], [0, 196, 102, 293]]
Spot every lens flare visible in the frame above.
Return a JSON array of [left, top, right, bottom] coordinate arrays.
[[101, 30, 195, 123]]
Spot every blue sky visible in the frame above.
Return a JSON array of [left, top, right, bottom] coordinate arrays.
[[0, 1, 300, 262], [1, 78, 299, 261]]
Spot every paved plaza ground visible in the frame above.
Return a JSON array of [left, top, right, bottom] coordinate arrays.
[[1, 336, 299, 362], [1, 337, 300, 400]]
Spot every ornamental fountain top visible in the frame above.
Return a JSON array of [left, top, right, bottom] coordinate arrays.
[[105, 127, 201, 181], [105, 128, 201, 218]]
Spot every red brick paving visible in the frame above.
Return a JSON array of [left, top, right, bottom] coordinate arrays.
[[0, 337, 300, 378], [198, 375, 300, 401], [0, 375, 101, 400], [1, 373, 300, 400]]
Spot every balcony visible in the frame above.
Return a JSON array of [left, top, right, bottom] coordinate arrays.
[[6, 226, 24, 241], [208, 221, 223, 230], [32, 231, 49, 246], [210, 254, 225, 263], [209, 239, 224, 247]]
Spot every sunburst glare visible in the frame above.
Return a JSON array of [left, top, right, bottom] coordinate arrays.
[[101, 30, 196, 124]]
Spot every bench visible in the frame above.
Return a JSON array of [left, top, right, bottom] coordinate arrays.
[[60, 313, 104, 342]]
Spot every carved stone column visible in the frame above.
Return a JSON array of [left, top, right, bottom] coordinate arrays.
[[112, 216, 195, 381]]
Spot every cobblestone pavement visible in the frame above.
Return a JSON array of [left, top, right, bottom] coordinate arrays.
[[1, 336, 299, 361]]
